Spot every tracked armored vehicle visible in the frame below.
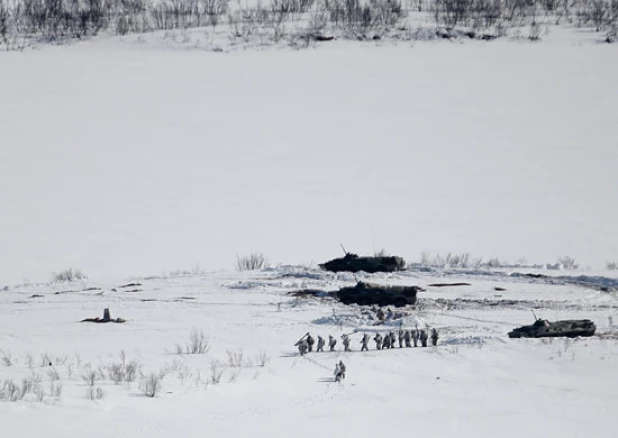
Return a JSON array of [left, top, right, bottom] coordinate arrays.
[[335, 281, 421, 307], [319, 253, 406, 274], [508, 318, 596, 338]]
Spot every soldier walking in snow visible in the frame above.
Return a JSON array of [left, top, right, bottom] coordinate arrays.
[[389, 331, 397, 349], [420, 329, 428, 347], [382, 333, 390, 349], [328, 335, 337, 352], [342, 334, 351, 352], [317, 335, 325, 352], [398, 330, 404, 348], [374, 333, 383, 350], [295, 338, 308, 355], [334, 360, 346, 382], [404, 330, 412, 348], [360, 333, 370, 351], [306, 333, 315, 352], [412, 329, 419, 347], [431, 328, 439, 346]]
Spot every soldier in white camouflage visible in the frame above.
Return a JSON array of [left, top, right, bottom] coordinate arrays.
[[342, 334, 351, 352], [316, 335, 325, 352], [328, 335, 337, 352], [295, 338, 308, 355], [374, 333, 383, 350], [360, 333, 370, 351], [431, 328, 439, 346], [420, 329, 428, 347], [306, 333, 315, 352], [398, 330, 404, 348], [403, 330, 412, 347]]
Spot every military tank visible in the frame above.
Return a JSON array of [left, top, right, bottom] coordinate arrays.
[[508, 318, 596, 338], [319, 252, 406, 274], [335, 281, 422, 307]]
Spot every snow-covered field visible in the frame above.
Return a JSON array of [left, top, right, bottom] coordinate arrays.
[[2, 24, 618, 438], [1, 27, 617, 284], [1, 266, 617, 437]]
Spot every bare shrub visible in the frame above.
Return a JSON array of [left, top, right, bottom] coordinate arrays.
[[49, 382, 63, 400], [606, 261, 618, 270], [46, 367, 60, 381], [87, 386, 105, 400], [40, 353, 52, 367], [203, 0, 229, 26], [227, 368, 241, 382], [235, 253, 268, 271], [227, 349, 244, 368], [35, 385, 46, 402], [108, 351, 141, 384], [210, 360, 225, 384], [1, 380, 21, 402], [21, 372, 42, 397], [256, 350, 271, 367], [140, 373, 162, 398], [52, 268, 87, 283], [557, 256, 579, 270], [82, 368, 100, 387], [174, 328, 211, 355], [1, 350, 12, 366], [193, 370, 209, 390]]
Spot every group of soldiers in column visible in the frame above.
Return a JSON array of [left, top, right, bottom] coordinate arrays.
[[295, 327, 439, 356]]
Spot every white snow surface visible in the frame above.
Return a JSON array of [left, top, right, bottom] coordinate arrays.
[[1, 30, 618, 284], [1, 28, 618, 437], [1, 266, 618, 437]]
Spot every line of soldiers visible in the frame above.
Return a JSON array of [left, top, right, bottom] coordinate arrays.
[[295, 328, 439, 355]]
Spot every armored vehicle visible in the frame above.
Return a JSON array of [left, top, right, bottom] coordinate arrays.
[[335, 281, 421, 307], [319, 253, 406, 274], [508, 318, 596, 338]]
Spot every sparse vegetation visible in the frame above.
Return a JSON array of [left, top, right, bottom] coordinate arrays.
[[87, 386, 105, 400], [210, 360, 225, 384], [108, 351, 141, 384], [0, 0, 615, 49], [51, 268, 87, 283], [227, 349, 244, 368], [256, 350, 271, 367], [174, 328, 211, 355], [557, 256, 579, 270], [235, 253, 268, 271], [606, 261, 618, 270], [1, 350, 13, 366], [140, 373, 162, 398]]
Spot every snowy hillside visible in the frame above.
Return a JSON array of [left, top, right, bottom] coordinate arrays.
[[2, 12, 618, 437], [1, 30, 617, 284], [1, 266, 617, 437]]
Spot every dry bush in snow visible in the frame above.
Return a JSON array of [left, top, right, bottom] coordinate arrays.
[[174, 328, 211, 355], [140, 373, 162, 398], [557, 256, 579, 270], [1, 350, 13, 366], [235, 253, 268, 271], [108, 351, 141, 384], [606, 261, 618, 270], [227, 349, 244, 368], [1, 380, 21, 402], [256, 350, 271, 367], [49, 382, 63, 400], [87, 386, 105, 400], [210, 360, 225, 384], [46, 367, 60, 381], [81, 367, 100, 387], [52, 268, 87, 283]]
